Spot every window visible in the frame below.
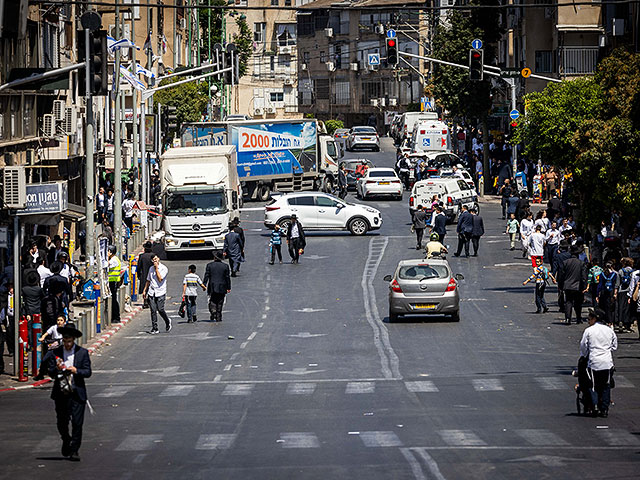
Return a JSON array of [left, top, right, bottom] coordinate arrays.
[[254, 22, 266, 44], [320, 51, 326, 63], [333, 80, 350, 105], [399, 264, 449, 280], [42, 22, 59, 68], [23, 95, 35, 137], [276, 24, 296, 46], [288, 196, 314, 206], [271, 0, 279, 4], [303, 52, 310, 64], [535, 50, 553, 73], [270, 55, 275, 72], [270, 92, 284, 102], [285, 0, 291, 5], [316, 196, 338, 207], [369, 170, 395, 178], [278, 55, 290, 68]]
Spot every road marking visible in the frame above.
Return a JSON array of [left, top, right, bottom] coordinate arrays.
[[213, 375, 222, 382], [439, 430, 486, 446], [400, 448, 428, 480], [405, 380, 439, 393], [279, 432, 320, 448], [115, 434, 163, 451], [597, 429, 640, 446], [257, 322, 264, 328], [293, 308, 327, 313], [195, 434, 237, 450], [359, 431, 403, 447], [614, 375, 635, 388], [491, 263, 531, 267], [278, 367, 326, 376], [286, 382, 316, 395], [361, 237, 402, 380], [346, 381, 375, 394], [286, 332, 327, 338], [515, 429, 569, 446], [230, 352, 240, 360], [471, 379, 504, 391], [506, 454, 582, 467], [261, 314, 267, 319], [159, 385, 194, 397], [401, 447, 448, 480], [240, 342, 248, 349], [132, 454, 147, 464], [95, 386, 135, 398], [222, 384, 254, 396], [535, 377, 570, 390], [247, 332, 257, 341], [223, 364, 232, 371]]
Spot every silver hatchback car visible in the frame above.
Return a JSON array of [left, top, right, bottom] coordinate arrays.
[[383, 259, 463, 322]]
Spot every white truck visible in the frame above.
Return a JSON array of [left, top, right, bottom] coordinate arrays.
[[160, 145, 241, 257], [410, 120, 451, 153]]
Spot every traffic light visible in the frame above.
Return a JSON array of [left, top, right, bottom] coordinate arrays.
[[224, 44, 240, 85], [166, 105, 178, 131], [469, 48, 484, 81], [386, 37, 398, 67], [77, 29, 108, 96]]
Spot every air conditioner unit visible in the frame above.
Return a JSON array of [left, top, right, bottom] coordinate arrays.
[[389, 98, 397, 106], [350, 62, 359, 71], [179, 18, 187, 29], [279, 45, 293, 55], [301, 63, 307, 71], [53, 100, 65, 121], [375, 24, 385, 35], [371, 99, 379, 107], [266, 106, 276, 114], [63, 106, 77, 135], [283, 76, 293, 85], [2, 167, 27, 209], [324, 28, 333, 37], [253, 107, 263, 116], [379, 98, 386, 107], [326, 62, 336, 72], [43, 114, 56, 137]]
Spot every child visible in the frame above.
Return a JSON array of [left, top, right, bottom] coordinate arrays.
[[523, 264, 557, 313], [506, 213, 519, 251], [40, 315, 66, 350], [182, 264, 206, 323], [269, 224, 283, 265]]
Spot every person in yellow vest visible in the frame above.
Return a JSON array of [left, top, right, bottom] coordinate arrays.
[[107, 245, 123, 323]]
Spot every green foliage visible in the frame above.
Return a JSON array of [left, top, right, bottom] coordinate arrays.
[[232, 17, 252, 77], [324, 120, 344, 136], [154, 76, 209, 125]]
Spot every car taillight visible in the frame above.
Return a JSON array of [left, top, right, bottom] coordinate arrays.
[[390, 279, 403, 293], [420, 130, 425, 134], [409, 197, 414, 207], [442, 130, 447, 135], [391, 179, 401, 184], [447, 196, 453, 205], [265, 206, 280, 211], [445, 277, 457, 292], [366, 180, 377, 184]]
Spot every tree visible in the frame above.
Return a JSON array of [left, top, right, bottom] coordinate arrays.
[[154, 76, 210, 125], [231, 17, 252, 78]]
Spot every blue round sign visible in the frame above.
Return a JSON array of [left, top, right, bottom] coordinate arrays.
[[386, 29, 396, 39], [509, 109, 520, 120], [471, 39, 483, 49]]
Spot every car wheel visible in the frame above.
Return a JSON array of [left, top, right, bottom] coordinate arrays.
[[451, 311, 460, 322], [395, 193, 403, 201], [348, 217, 369, 236], [374, 146, 380, 152], [276, 218, 292, 235], [389, 311, 399, 322], [258, 184, 271, 202]]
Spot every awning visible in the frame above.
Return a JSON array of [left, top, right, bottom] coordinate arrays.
[[556, 24, 604, 32]]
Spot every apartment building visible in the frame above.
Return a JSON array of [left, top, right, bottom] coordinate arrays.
[[225, 0, 300, 118], [296, 0, 427, 128]]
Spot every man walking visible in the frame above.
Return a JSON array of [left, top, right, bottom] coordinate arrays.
[[470, 207, 484, 257], [338, 163, 348, 199], [142, 254, 171, 334], [107, 246, 123, 323], [203, 252, 231, 322], [286, 214, 306, 264], [223, 224, 244, 277], [43, 322, 91, 460], [431, 205, 447, 245], [454, 205, 473, 258], [412, 205, 427, 250], [527, 224, 546, 267], [136, 242, 154, 308], [558, 245, 588, 324], [580, 307, 617, 417]]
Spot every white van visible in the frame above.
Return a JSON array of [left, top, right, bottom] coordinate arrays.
[[399, 112, 439, 142], [411, 120, 450, 153], [408, 177, 479, 223]]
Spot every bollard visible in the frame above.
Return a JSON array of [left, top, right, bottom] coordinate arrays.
[[31, 314, 42, 376], [18, 317, 29, 382], [130, 254, 138, 302], [81, 312, 88, 346], [94, 281, 102, 334]]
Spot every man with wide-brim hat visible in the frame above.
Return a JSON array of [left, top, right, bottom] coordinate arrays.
[[43, 321, 92, 461]]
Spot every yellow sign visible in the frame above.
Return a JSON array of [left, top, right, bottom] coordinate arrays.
[[521, 68, 532, 78]]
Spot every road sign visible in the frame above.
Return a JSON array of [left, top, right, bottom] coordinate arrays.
[[368, 53, 380, 65], [509, 109, 520, 120], [386, 29, 396, 38], [521, 67, 532, 78], [501, 68, 520, 78], [471, 39, 482, 49]]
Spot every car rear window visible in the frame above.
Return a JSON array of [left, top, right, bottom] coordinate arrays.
[[288, 196, 315, 206], [369, 170, 396, 178], [398, 264, 449, 280], [353, 127, 376, 134], [415, 183, 447, 195]]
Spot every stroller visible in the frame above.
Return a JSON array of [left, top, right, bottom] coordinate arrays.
[[573, 356, 594, 415]]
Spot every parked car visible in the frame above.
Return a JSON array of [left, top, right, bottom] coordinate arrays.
[[342, 158, 375, 190], [408, 177, 479, 222], [346, 126, 380, 152], [264, 192, 382, 236], [334, 128, 350, 140], [384, 258, 464, 322], [356, 167, 403, 200]]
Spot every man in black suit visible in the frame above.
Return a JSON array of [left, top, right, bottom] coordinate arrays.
[[43, 322, 92, 461], [431, 205, 447, 245], [43, 262, 71, 308], [454, 205, 473, 258], [203, 252, 231, 322], [136, 242, 154, 308], [286, 214, 306, 264], [47, 235, 69, 266], [470, 207, 485, 257]]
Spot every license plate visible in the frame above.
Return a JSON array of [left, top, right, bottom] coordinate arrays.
[[190, 239, 205, 245], [414, 303, 437, 310], [378, 182, 390, 185], [362, 137, 371, 141]]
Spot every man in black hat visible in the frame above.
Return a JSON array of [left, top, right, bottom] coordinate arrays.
[[553, 240, 572, 312], [44, 261, 71, 309], [23, 269, 44, 338], [43, 322, 92, 460], [47, 235, 69, 266], [558, 244, 588, 324], [203, 251, 231, 322], [286, 214, 306, 264], [136, 241, 154, 308]]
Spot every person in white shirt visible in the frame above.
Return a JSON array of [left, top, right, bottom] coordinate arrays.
[[142, 254, 171, 334], [520, 212, 534, 259], [534, 210, 550, 233], [559, 218, 573, 235], [122, 193, 136, 231], [181, 264, 206, 323], [580, 307, 617, 417], [544, 221, 561, 266], [527, 225, 546, 267], [36, 257, 53, 287]]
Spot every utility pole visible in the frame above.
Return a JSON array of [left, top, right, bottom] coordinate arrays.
[[507, 77, 518, 177], [130, 12, 138, 204], [113, 0, 122, 254]]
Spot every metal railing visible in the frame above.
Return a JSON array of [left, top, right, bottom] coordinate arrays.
[[560, 47, 599, 75]]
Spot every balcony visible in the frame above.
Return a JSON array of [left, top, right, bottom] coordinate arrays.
[[560, 46, 599, 75]]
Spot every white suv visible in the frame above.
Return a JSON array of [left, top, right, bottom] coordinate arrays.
[[264, 192, 382, 235]]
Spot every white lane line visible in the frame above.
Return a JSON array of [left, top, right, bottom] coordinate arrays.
[[614, 375, 635, 388], [247, 332, 257, 341], [240, 342, 248, 349], [471, 379, 504, 391], [535, 377, 570, 390], [34, 435, 59, 452], [265, 305, 270, 311], [405, 380, 439, 393], [439, 430, 487, 446], [223, 364, 232, 371], [257, 322, 264, 328], [597, 429, 640, 446], [346, 381, 375, 394], [213, 375, 222, 382], [230, 352, 240, 361], [515, 429, 569, 446], [400, 448, 428, 480], [95, 386, 135, 398], [286, 383, 316, 395], [132, 454, 146, 464], [359, 431, 403, 447], [195, 434, 237, 450], [261, 314, 267, 319], [159, 385, 195, 397], [115, 434, 163, 451], [279, 432, 320, 448], [222, 384, 254, 396], [361, 237, 402, 380], [491, 263, 531, 267], [410, 447, 448, 480]]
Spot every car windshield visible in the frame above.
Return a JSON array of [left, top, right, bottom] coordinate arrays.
[[398, 264, 449, 280], [345, 160, 373, 170], [369, 170, 396, 178], [166, 189, 227, 215], [353, 127, 376, 134]]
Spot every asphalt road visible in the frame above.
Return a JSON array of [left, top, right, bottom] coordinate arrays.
[[2, 138, 640, 479]]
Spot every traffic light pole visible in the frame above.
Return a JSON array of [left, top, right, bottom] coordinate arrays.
[[85, 27, 96, 269], [114, 2, 123, 255]]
